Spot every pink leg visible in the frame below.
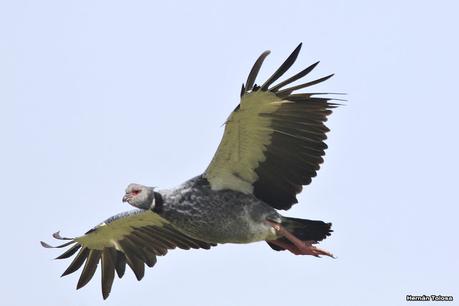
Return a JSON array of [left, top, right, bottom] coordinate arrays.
[[268, 239, 303, 255], [267, 220, 335, 258]]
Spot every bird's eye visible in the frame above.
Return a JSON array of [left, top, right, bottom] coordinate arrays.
[[132, 190, 141, 195]]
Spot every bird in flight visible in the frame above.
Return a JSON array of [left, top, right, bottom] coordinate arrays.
[[42, 43, 339, 299]]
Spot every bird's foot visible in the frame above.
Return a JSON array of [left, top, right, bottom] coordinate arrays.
[[266, 220, 335, 258], [294, 243, 334, 258]]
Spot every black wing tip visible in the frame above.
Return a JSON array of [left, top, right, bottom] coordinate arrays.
[[295, 42, 303, 52], [308, 60, 320, 70], [240, 83, 245, 97], [53, 231, 73, 240], [277, 73, 336, 97], [41, 231, 64, 248], [315, 73, 335, 84], [260, 43, 303, 90], [245, 50, 271, 92], [309, 92, 346, 96], [61, 268, 74, 278], [40, 241, 53, 248], [41, 230, 77, 249], [41, 236, 76, 250]]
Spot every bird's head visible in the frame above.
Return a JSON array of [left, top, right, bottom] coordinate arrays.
[[122, 183, 155, 210]]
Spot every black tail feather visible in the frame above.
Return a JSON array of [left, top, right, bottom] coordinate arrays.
[[267, 217, 332, 252]]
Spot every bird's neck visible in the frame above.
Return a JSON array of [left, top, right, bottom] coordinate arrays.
[[152, 191, 164, 213]]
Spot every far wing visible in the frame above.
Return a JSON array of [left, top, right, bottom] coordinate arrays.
[[204, 43, 339, 210], [41, 209, 215, 299]]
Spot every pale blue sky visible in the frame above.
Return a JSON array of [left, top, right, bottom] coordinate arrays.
[[1, 1, 458, 305]]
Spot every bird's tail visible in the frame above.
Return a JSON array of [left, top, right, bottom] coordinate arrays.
[[266, 217, 332, 251]]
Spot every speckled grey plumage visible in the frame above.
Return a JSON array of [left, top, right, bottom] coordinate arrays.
[[158, 175, 282, 244]]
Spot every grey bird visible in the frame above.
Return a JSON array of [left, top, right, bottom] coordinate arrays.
[[42, 43, 339, 299]]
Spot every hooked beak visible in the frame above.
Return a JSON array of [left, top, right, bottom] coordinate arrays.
[[122, 194, 130, 203]]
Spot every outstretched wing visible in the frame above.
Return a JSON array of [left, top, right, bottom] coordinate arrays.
[[204, 43, 339, 210], [41, 209, 215, 299]]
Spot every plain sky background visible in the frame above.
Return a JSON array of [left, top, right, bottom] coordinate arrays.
[[1, 1, 458, 305]]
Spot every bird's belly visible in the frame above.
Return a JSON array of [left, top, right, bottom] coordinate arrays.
[[161, 191, 280, 244], [198, 214, 277, 244], [177, 215, 277, 244]]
